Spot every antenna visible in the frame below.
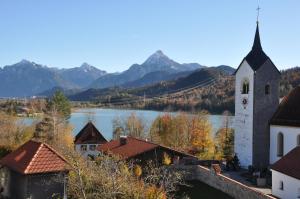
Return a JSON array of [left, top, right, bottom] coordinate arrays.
[[256, 0, 261, 23]]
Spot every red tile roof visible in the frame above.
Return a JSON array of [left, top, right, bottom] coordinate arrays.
[[98, 136, 192, 160], [98, 137, 158, 159], [270, 86, 300, 127], [74, 122, 107, 144], [0, 140, 69, 174], [271, 146, 300, 180]]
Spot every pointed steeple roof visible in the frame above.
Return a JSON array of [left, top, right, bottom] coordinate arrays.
[[252, 22, 262, 50], [244, 22, 269, 71]]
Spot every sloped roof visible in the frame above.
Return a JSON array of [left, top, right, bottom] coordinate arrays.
[[271, 146, 300, 180], [0, 140, 69, 174], [270, 86, 300, 127], [74, 122, 107, 144], [98, 137, 158, 159], [98, 136, 192, 160], [234, 23, 280, 75]]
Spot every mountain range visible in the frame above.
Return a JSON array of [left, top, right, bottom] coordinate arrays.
[[0, 51, 234, 97]]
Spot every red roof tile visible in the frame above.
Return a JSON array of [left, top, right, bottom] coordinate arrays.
[[98, 137, 158, 159], [74, 122, 107, 144], [270, 86, 300, 127], [98, 136, 193, 160], [271, 146, 300, 180], [0, 140, 69, 174]]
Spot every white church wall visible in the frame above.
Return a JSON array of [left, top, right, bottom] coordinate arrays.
[[270, 125, 300, 164], [234, 60, 254, 167], [271, 170, 300, 199]]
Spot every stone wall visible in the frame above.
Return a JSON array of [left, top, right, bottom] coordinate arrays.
[[178, 165, 276, 199]]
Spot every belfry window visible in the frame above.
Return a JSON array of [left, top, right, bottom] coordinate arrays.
[[277, 133, 284, 157], [265, 84, 270, 95], [242, 79, 249, 94]]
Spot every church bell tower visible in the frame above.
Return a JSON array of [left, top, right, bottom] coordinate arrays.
[[234, 22, 280, 168]]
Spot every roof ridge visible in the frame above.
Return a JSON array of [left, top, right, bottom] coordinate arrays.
[[24, 142, 43, 174], [42, 142, 69, 164]]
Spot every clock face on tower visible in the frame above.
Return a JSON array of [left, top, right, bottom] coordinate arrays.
[[242, 97, 248, 108]]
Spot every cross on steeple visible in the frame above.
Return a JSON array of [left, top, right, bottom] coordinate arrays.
[[256, 4, 261, 23]]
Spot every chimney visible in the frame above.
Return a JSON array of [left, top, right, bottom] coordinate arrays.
[[120, 136, 127, 145]]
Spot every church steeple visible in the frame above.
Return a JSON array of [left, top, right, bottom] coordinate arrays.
[[252, 22, 262, 51], [244, 22, 269, 71]]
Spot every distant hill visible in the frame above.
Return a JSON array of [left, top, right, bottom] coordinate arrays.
[[69, 67, 236, 113], [89, 50, 206, 89]]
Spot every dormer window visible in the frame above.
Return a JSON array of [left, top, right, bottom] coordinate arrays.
[[242, 79, 249, 94], [265, 84, 270, 95]]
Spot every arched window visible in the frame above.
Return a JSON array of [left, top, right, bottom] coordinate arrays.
[[265, 84, 270, 95], [297, 135, 300, 146], [277, 133, 284, 157], [242, 79, 249, 94]]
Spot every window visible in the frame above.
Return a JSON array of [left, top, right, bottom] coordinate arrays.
[[297, 135, 300, 146], [265, 84, 270, 95], [89, 145, 96, 151], [279, 181, 284, 190], [80, 145, 87, 151], [242, 79, 249, 94], [277, 133, 284, 157]]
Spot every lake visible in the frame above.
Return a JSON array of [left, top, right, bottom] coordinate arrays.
[[69, 108, 234, 140]]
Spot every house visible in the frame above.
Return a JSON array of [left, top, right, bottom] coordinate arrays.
[[0, 140, 69, 199], [270, 146, 300, 199], [234, 21, 281, 168], [98, 136, 194, 165], [74, 122, 107, 158], [269, 86, 300, 164]]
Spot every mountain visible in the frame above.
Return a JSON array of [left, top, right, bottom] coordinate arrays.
[[59, 63, 107, 88], [0, 60, 75, 97], [37, 86, 83, 97], [89, 50, 205, 89]]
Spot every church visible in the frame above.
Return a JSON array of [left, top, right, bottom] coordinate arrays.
[[234, 22, 300, 199]]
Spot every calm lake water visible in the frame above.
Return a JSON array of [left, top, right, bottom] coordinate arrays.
[[69, 108, 234, 140]]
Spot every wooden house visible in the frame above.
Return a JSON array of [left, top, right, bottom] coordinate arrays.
[[74, 122, 107, 158]]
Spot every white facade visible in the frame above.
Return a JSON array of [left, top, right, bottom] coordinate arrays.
[[270, 125, 300, 164], [234, 60, 254, 167], [75, 144, 100, 158], [271, 170, 300, 199]]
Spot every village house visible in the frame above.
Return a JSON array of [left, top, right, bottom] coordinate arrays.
[[74, 121, 107, 158], [98, 136, 194, 165], [0, 140, 69, 199], [271, 146, 300, 199]]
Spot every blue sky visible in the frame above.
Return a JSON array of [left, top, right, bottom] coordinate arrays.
[[0, 1, 299, 72]]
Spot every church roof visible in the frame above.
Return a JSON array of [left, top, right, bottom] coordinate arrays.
[[270, 86, 300, 127], [234, 23, 280, 74], [271, 146, 300, 180], [0, 140, 69, 174], [74, 122, 107, 144]]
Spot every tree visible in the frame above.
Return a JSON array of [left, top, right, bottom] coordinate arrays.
[[34, 91, 72, 146], [190, 111, 215, 159], [215, 111, 234, 159], [0, 112, 34, 156], [47, 91, 71, 119], [112, 113, 145, 139]]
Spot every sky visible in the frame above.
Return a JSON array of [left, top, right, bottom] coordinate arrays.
[[0, 1, 299, 72]]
